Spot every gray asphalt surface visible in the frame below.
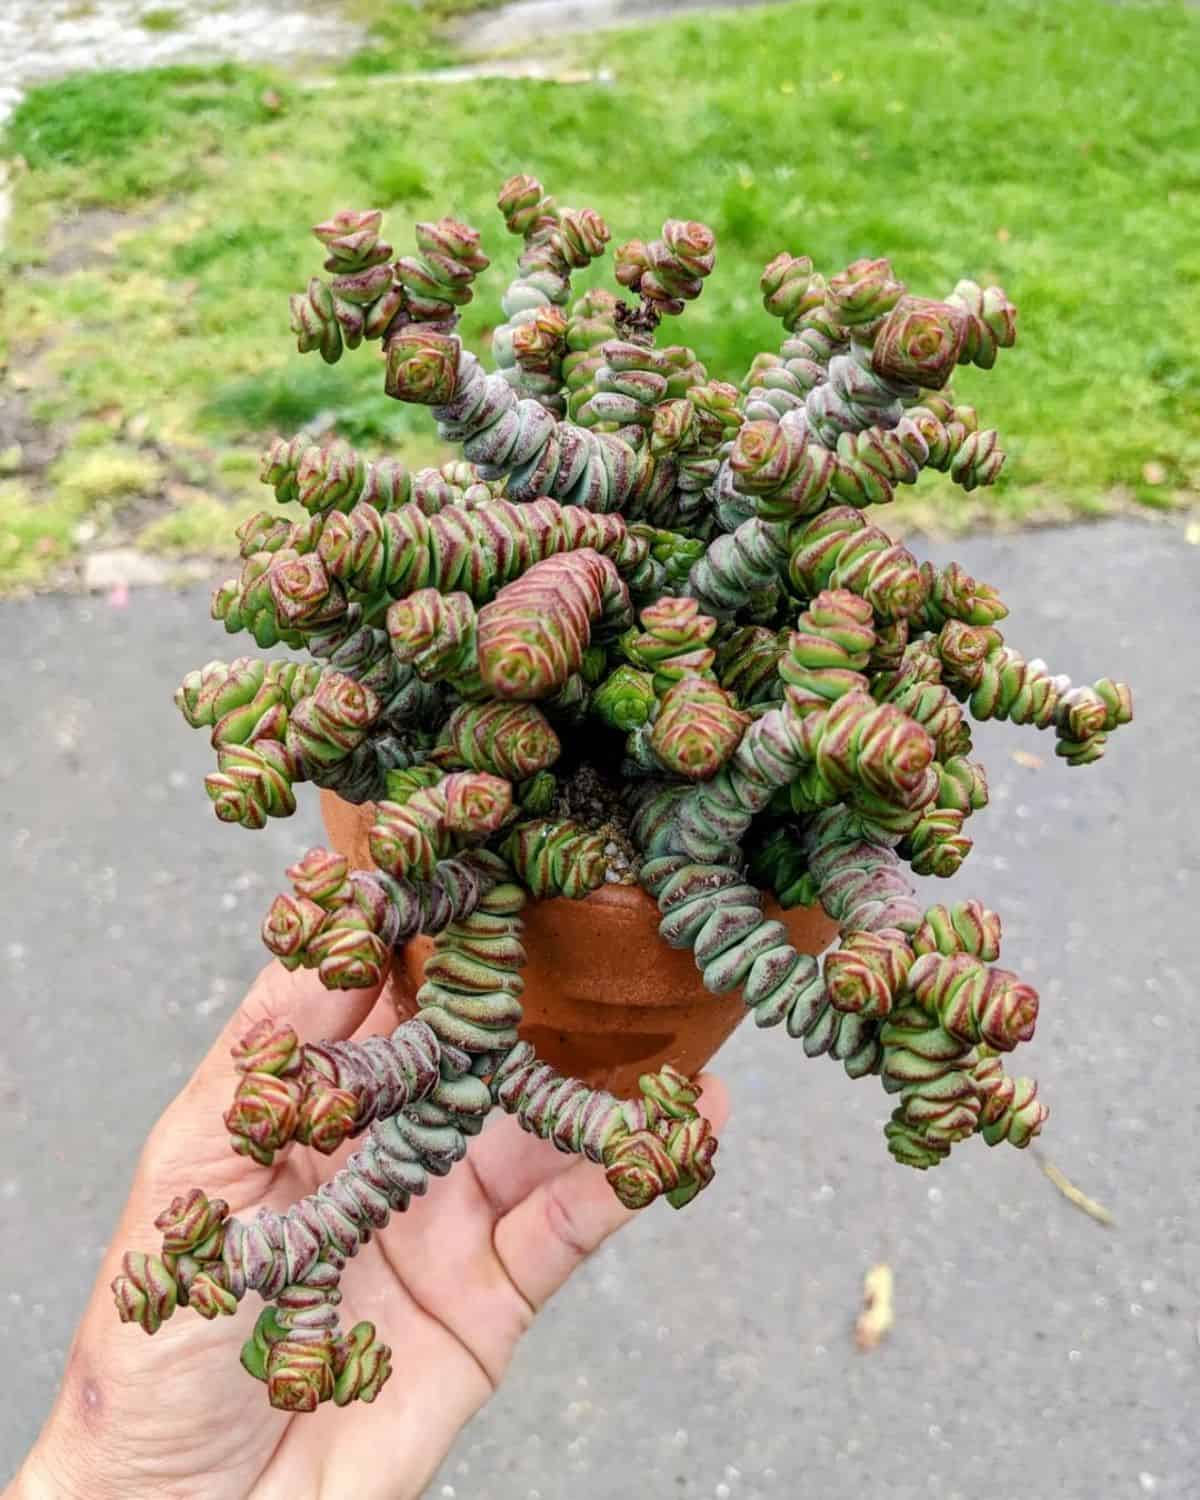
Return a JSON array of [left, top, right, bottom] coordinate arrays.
[[2, 518, 1197, 1499]]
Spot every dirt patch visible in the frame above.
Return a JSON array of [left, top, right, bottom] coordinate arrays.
[[31, 205, 161, 278], [0, 389, 63, 478], [455, 0, 791, 53]]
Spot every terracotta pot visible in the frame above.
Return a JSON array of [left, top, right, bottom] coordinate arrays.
[[320, 791, 838, 1097]]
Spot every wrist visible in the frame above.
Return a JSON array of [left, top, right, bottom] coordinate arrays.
[[9, 1429, 129, 1500], [6, 1455, 60, 1500], [5, 1458, 61, 1500]]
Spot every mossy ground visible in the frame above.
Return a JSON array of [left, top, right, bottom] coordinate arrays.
[[1, 0, 1197, 590]]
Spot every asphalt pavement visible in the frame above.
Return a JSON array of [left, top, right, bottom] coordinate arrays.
[[1, 518, 1197, 1499]]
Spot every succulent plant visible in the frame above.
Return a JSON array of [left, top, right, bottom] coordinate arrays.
[[114, 176, 1132, 1412]]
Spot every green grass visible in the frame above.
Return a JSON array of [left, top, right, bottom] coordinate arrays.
[[0, 480, 79, 587], [1, 0, 1198, 589], [134, 491, 266, 555], [139, 6, 183, 32], [0, 443, 165, 586], [5, 63, 287, 195]]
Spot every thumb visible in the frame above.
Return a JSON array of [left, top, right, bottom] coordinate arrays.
[[491, 1072, 732, 1311]]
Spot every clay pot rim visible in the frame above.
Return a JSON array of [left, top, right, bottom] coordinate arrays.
[[534, 880, 655, 914], [513, 877, 827, 925], [320, 790, 829, 925]]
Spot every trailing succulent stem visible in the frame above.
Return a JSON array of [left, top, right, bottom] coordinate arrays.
[[134, 175, 1131, 1411]]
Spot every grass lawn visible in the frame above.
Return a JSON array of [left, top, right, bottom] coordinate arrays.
[[1, 0, 1198, 588]]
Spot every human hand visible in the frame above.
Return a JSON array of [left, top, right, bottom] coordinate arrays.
[[9, 960, 729, 1500]]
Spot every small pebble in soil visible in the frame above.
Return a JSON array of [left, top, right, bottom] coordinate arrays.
[[551, 762, 642, 883]]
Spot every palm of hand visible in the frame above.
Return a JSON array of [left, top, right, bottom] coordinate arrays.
[[28, 967, 673, 1500]]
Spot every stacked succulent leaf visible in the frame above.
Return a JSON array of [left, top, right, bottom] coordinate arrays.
[[114, 178, 1132, 1411]]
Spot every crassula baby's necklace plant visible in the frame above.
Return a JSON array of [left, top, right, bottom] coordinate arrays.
[[111, 175, 1133, 1414]]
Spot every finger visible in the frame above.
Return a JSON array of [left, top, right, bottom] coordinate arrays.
[[491, 1155, 635, 1312], [349, 973, 407, 1045], [691, 1071, 732, 1134], [180, 959, 383, 1105], [471, 1069, 734, 1220], [138, 961, 385, 1197], [211, 957, 385, 1064], [492, 1071, 732, 1311], [465, 1110, 583, 1219]]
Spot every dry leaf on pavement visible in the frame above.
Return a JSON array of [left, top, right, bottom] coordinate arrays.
[[855, 1263, 895, 1351]]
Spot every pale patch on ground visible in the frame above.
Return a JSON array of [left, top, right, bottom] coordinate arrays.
[[0, 0, 364, 113]]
